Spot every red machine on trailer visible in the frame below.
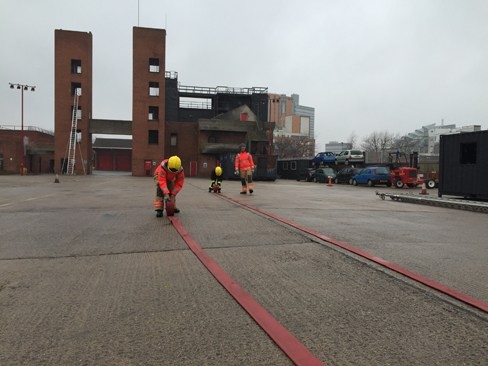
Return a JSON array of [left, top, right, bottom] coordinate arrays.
[[388, 152, 422, 189]]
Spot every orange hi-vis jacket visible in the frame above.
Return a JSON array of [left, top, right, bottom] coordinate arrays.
[[235, 151, 255, 172], [154, 159, 185, 195]]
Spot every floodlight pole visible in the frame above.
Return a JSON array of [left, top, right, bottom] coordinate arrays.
[[9, 83, 36, 175]]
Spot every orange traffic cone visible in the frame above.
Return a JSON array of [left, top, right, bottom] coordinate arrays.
[[328, 177, 333, 187], [420, 182, 428, 195]]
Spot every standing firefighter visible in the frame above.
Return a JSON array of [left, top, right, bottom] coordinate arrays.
[[153, 155, 185, 217], [234, 143, 255, 194], [209, 166, 223, 193]]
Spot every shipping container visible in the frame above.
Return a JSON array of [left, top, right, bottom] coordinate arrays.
[[277, 158, 313, 180], [439, 130, 488, 199]]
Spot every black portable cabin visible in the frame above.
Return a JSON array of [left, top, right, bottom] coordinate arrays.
[[277, 158, 312, 179], [439, 130, 488, 199]]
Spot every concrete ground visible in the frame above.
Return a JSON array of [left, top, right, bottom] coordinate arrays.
[[0, 173, 487, 365]]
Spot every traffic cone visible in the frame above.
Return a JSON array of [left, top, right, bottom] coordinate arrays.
[[420, 182, 428, 195], [328, 177, 333, 187]]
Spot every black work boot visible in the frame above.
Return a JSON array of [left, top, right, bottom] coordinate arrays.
[[156, 210, 163, 217], [174, 208, 180, 213]]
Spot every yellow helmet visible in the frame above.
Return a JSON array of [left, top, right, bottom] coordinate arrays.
[[215, 166, 222, 176], [167, 156, 181, 172]]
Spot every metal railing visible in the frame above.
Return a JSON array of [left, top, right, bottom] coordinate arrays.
[[0, 125, 54, 135]]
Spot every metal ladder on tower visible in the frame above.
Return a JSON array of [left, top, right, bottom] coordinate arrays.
[[66, 88, 80, 175]]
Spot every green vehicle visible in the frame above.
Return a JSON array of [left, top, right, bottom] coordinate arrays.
[[313, 167, 337, 183]]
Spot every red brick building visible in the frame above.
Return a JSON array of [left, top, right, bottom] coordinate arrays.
[[2, 27, 278, 177], [0, 127, 54, 174], [50, 27, 278, 179]]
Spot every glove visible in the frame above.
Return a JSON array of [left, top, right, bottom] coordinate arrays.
[[163, 194, 170, 201], [235, 170, 239, 175], [251, 170, 255, 174]]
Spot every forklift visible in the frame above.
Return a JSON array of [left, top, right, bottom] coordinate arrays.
[[388, 151, 421, 189]]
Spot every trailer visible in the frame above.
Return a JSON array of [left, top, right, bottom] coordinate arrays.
[[439, 130, 488, 199], [376, 191, 488, 213], [417, 153, 440, 188]]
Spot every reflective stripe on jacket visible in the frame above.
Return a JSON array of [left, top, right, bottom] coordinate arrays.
[[154, 159, 185, 195], [235, 152, 254, 172]]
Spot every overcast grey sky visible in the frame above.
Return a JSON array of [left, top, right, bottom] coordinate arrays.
[[2, 0, 487, 150]]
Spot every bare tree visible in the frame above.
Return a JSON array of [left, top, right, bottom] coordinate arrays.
[[274, 135, 315, 159], [391, 135, 418, 155], [347, 132, 358, 149], [361, 131, 396, 163]]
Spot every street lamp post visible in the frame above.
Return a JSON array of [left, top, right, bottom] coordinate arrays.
[[9, 82, 36, 175]]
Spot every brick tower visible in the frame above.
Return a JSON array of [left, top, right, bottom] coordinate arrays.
[[132, 27, 167, 176], [54, 30, 93, 175]]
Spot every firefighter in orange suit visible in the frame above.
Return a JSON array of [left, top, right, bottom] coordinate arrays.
[[154, 155, 185, 217], [234, 143, 255, 194]]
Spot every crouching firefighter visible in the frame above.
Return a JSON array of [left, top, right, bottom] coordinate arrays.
[[153, 155, 185, 217], [209, 166, 223, 192], [235, 143, 255, 194]]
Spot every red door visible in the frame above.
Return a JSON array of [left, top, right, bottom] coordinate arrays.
[[98, 152, 113, 170], [189, 161, 197, 177], [144, 160, 152, 176]]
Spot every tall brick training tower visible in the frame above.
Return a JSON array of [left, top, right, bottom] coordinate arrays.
[[132, 27, 167, 176], [54, 29, 93, 175]]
